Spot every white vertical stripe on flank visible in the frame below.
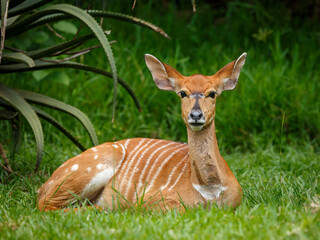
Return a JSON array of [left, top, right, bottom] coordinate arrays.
[[124, 139, 131, 149], [117, 143, 126, 169], [160, 154, 188, 191], [168, 160, 189, 191], [121, 139, 155, 198], [118, 139, 146, 191], [137, 141, 178, 193], [125, 139, 164, 198], [145, 146, 188, 193]]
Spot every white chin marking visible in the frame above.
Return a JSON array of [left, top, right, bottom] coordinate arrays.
[[189, 125, 203, 131]]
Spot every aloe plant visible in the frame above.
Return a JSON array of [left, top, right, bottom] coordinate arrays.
[[0, 0, 169, 172]]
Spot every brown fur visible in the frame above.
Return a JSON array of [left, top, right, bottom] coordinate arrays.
[[38, 53, 246, 211]]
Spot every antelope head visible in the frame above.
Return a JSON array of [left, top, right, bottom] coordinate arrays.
[[145, 53, 247, 131]]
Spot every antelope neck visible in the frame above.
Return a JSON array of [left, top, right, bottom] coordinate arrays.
[[187, 121, 227, 186]]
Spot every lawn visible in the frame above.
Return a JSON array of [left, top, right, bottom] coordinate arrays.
[[0, 1, 319, 239]]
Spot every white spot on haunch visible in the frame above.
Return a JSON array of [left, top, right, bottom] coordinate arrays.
[[96, 163, 103, 170], [92, 147, 98, 152], [65, 169, 69, 173], [71, 164, 79, 171], [81, 167, 115, 199], [94, 154, 98, 160], [86, 167, 91, 173], [192, 183, 227, 200], [112, 144, 119, 148], [48, 180, 54, 185]]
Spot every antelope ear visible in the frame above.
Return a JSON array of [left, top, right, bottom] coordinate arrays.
[[215, 52, 247, 91], [144, 54, 182, 91]]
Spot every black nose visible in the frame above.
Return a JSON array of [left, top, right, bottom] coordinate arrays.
[[190, 110, 203, 121]]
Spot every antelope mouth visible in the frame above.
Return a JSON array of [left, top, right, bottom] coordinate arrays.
[[188, 122, 205, 131], [190, 122, 204, 126]]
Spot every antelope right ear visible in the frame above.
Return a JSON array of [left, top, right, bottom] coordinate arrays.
[[144, 54, 182, 91], [214, 52, 247, 92]]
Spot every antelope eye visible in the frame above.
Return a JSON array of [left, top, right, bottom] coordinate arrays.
[[179, 91, 188, 98], [208, 91, 216, 98]]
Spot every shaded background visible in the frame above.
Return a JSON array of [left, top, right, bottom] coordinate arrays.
[[1, 0, 319, 161]]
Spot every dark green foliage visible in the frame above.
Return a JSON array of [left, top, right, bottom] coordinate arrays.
[[0, 0, 168, 171]]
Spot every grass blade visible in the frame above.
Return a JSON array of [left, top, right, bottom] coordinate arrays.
[[15, 89, 98, 146], [0, 83, 44, 172]]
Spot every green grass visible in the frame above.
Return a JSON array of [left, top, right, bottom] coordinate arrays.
[[0, 145, 319, 239], [0, 0, 319, 239]]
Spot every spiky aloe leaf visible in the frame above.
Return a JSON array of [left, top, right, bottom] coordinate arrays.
[[15, 89, 98, 146], [43, 4, 118, 121], [87, 10, 170, 39], [8, 0, 53, 17], [0, 60, 141, 111], [0, 109, 18, 119], [10, 113, 23, 159], [5, 0, 24, 9], [27, 33, 95, 59], [1, 52, 35, 67], [7, 10, 170, 40], [0, 100, 22, 157], [6, 4, 118, 119], [31, 105, 86, 151], [0, 0, 9, 63], [0, 83, 44, 172]]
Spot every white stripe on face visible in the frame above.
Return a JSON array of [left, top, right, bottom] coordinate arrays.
[[190, 93, 204, 98]]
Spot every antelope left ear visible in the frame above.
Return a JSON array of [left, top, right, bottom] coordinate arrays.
[[144, 54, 182, 91], [215, 52, 247, 91]]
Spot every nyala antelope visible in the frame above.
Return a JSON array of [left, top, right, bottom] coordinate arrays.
[[37, 52, 247, 211]]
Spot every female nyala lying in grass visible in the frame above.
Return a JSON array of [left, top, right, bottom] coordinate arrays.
[[38, 52, 247, 211]]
